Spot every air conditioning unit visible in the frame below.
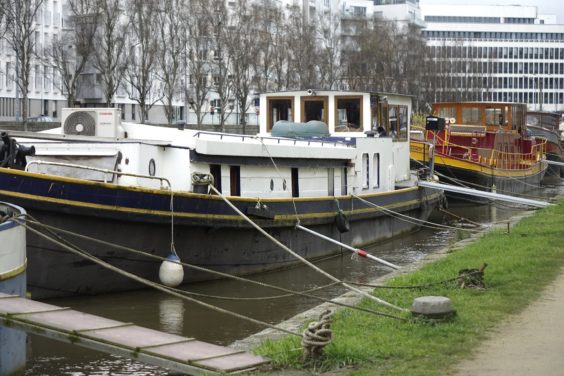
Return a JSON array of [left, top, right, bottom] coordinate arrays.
[[61, 108, 125, 138]]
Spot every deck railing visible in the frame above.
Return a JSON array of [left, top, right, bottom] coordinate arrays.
[[420, 130, 547, 170]]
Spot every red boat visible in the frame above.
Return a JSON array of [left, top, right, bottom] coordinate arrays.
[[411, 102, 547, 201]]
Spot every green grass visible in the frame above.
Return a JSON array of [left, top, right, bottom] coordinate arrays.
[[254, 199, 564, 375]]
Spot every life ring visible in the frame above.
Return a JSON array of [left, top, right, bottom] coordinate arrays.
[[471, 137, 478, 145], [335, 210, 350, 233]]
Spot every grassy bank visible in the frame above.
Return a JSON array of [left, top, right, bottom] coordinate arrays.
[[255, 199, 564, 375]]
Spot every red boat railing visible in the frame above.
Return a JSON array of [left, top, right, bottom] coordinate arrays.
[[421, 129, 546, 170]]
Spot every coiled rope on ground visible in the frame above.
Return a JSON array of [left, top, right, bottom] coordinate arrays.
[[302, 309, 333, 361]]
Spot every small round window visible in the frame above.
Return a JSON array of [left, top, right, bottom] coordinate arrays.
[[270, 179, 274, 191], [148, 159, 156, 176]]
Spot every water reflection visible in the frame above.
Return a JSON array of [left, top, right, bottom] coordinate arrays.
[[24, 185, 563, 375], [158, 298, 185, 335]]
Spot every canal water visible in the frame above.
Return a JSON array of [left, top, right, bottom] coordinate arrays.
[[24, 185, 563, 375]]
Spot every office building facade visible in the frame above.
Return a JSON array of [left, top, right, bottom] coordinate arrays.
[[420, 3, 564, 112]]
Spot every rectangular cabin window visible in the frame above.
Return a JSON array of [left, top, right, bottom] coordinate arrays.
[[437, 106, 456, 120], [389, 106, 398, 139], [210, 164, 222, 194], [327, 168, 335, 196], [362, 153, 369, 189], [230, 166, 240, 196], [462, 107, 481, 124], [267, 97, 293, 131], [341, 167, 348, 195], [373, 153, 380, 188], [335, 96, 362, 132], [291, 168, 299, 197], [398, 106, 408, 140], [301, 96, 328, 123]]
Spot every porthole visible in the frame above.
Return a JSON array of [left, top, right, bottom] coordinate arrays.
[[148, 158, 156, 176], [283, 179, 287, 190], [270, 179, 274, 191]]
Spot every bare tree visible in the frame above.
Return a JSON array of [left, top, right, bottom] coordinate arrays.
[[225, 0, 257, 131], [285, 5, 319, 90], [270, 11, 290, 91], [204, 0, 232, 131], [156, 0, 186, 125], [2, 0, 44, 129], [250, 4, 282, 93], [123, 0, 161, 123], [316, 9, 342, 90], [92, 0, 128, 107], [46, 0, 99, 107], [185, 0, 212, 128]]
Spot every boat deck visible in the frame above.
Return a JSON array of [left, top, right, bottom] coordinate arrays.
[[0, 293, 269, 375]]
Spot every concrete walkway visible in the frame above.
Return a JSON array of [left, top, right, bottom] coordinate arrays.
[[452, 267, 564, 376]]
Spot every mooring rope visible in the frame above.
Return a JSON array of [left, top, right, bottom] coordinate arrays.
[[208, 184, 407, 312], [351, 194, 485, 234], [22, 215, 406, 320], [257, 137, 300, 220], [12, 216, 304, 338]]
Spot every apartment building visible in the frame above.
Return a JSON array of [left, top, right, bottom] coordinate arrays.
[[0, 0, 66, 121]]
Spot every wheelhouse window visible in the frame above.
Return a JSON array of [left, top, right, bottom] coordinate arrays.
[[301, 96, 328, 123], [462, 107, 481, 124], [267, 97, 293, 131], [335, 96, 362, 132], [388, 105, 408, 140], [485, 107, 503, 127]]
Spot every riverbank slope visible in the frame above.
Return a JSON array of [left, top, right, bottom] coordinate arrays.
[[249, 199, 564, 375]]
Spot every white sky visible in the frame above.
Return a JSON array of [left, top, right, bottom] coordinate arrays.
[[419, 0, 564, 24]]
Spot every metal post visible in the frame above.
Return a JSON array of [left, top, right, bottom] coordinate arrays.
[[296, 224, 400, 269]]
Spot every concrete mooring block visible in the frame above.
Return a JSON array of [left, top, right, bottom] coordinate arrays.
[[411, 296, 456, 320]]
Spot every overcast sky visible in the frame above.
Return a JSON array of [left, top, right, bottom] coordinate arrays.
[[420, 0, 564, 24]]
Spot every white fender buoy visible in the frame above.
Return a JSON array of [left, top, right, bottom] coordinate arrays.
[[159, 254, 184, 287]]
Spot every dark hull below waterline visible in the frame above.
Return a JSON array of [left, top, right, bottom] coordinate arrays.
[[433, 164, 545, 204], [0, 168, 442, 298]]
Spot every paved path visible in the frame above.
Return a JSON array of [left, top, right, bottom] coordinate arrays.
[[452, 268, 564, 376]]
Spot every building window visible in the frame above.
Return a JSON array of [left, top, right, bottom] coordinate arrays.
[[35, 65, 41, 90]]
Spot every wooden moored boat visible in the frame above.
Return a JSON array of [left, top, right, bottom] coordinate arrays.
[[411, 102, 547, 201], [0, 90, 443, 298], [526, 111, 564, 180]]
